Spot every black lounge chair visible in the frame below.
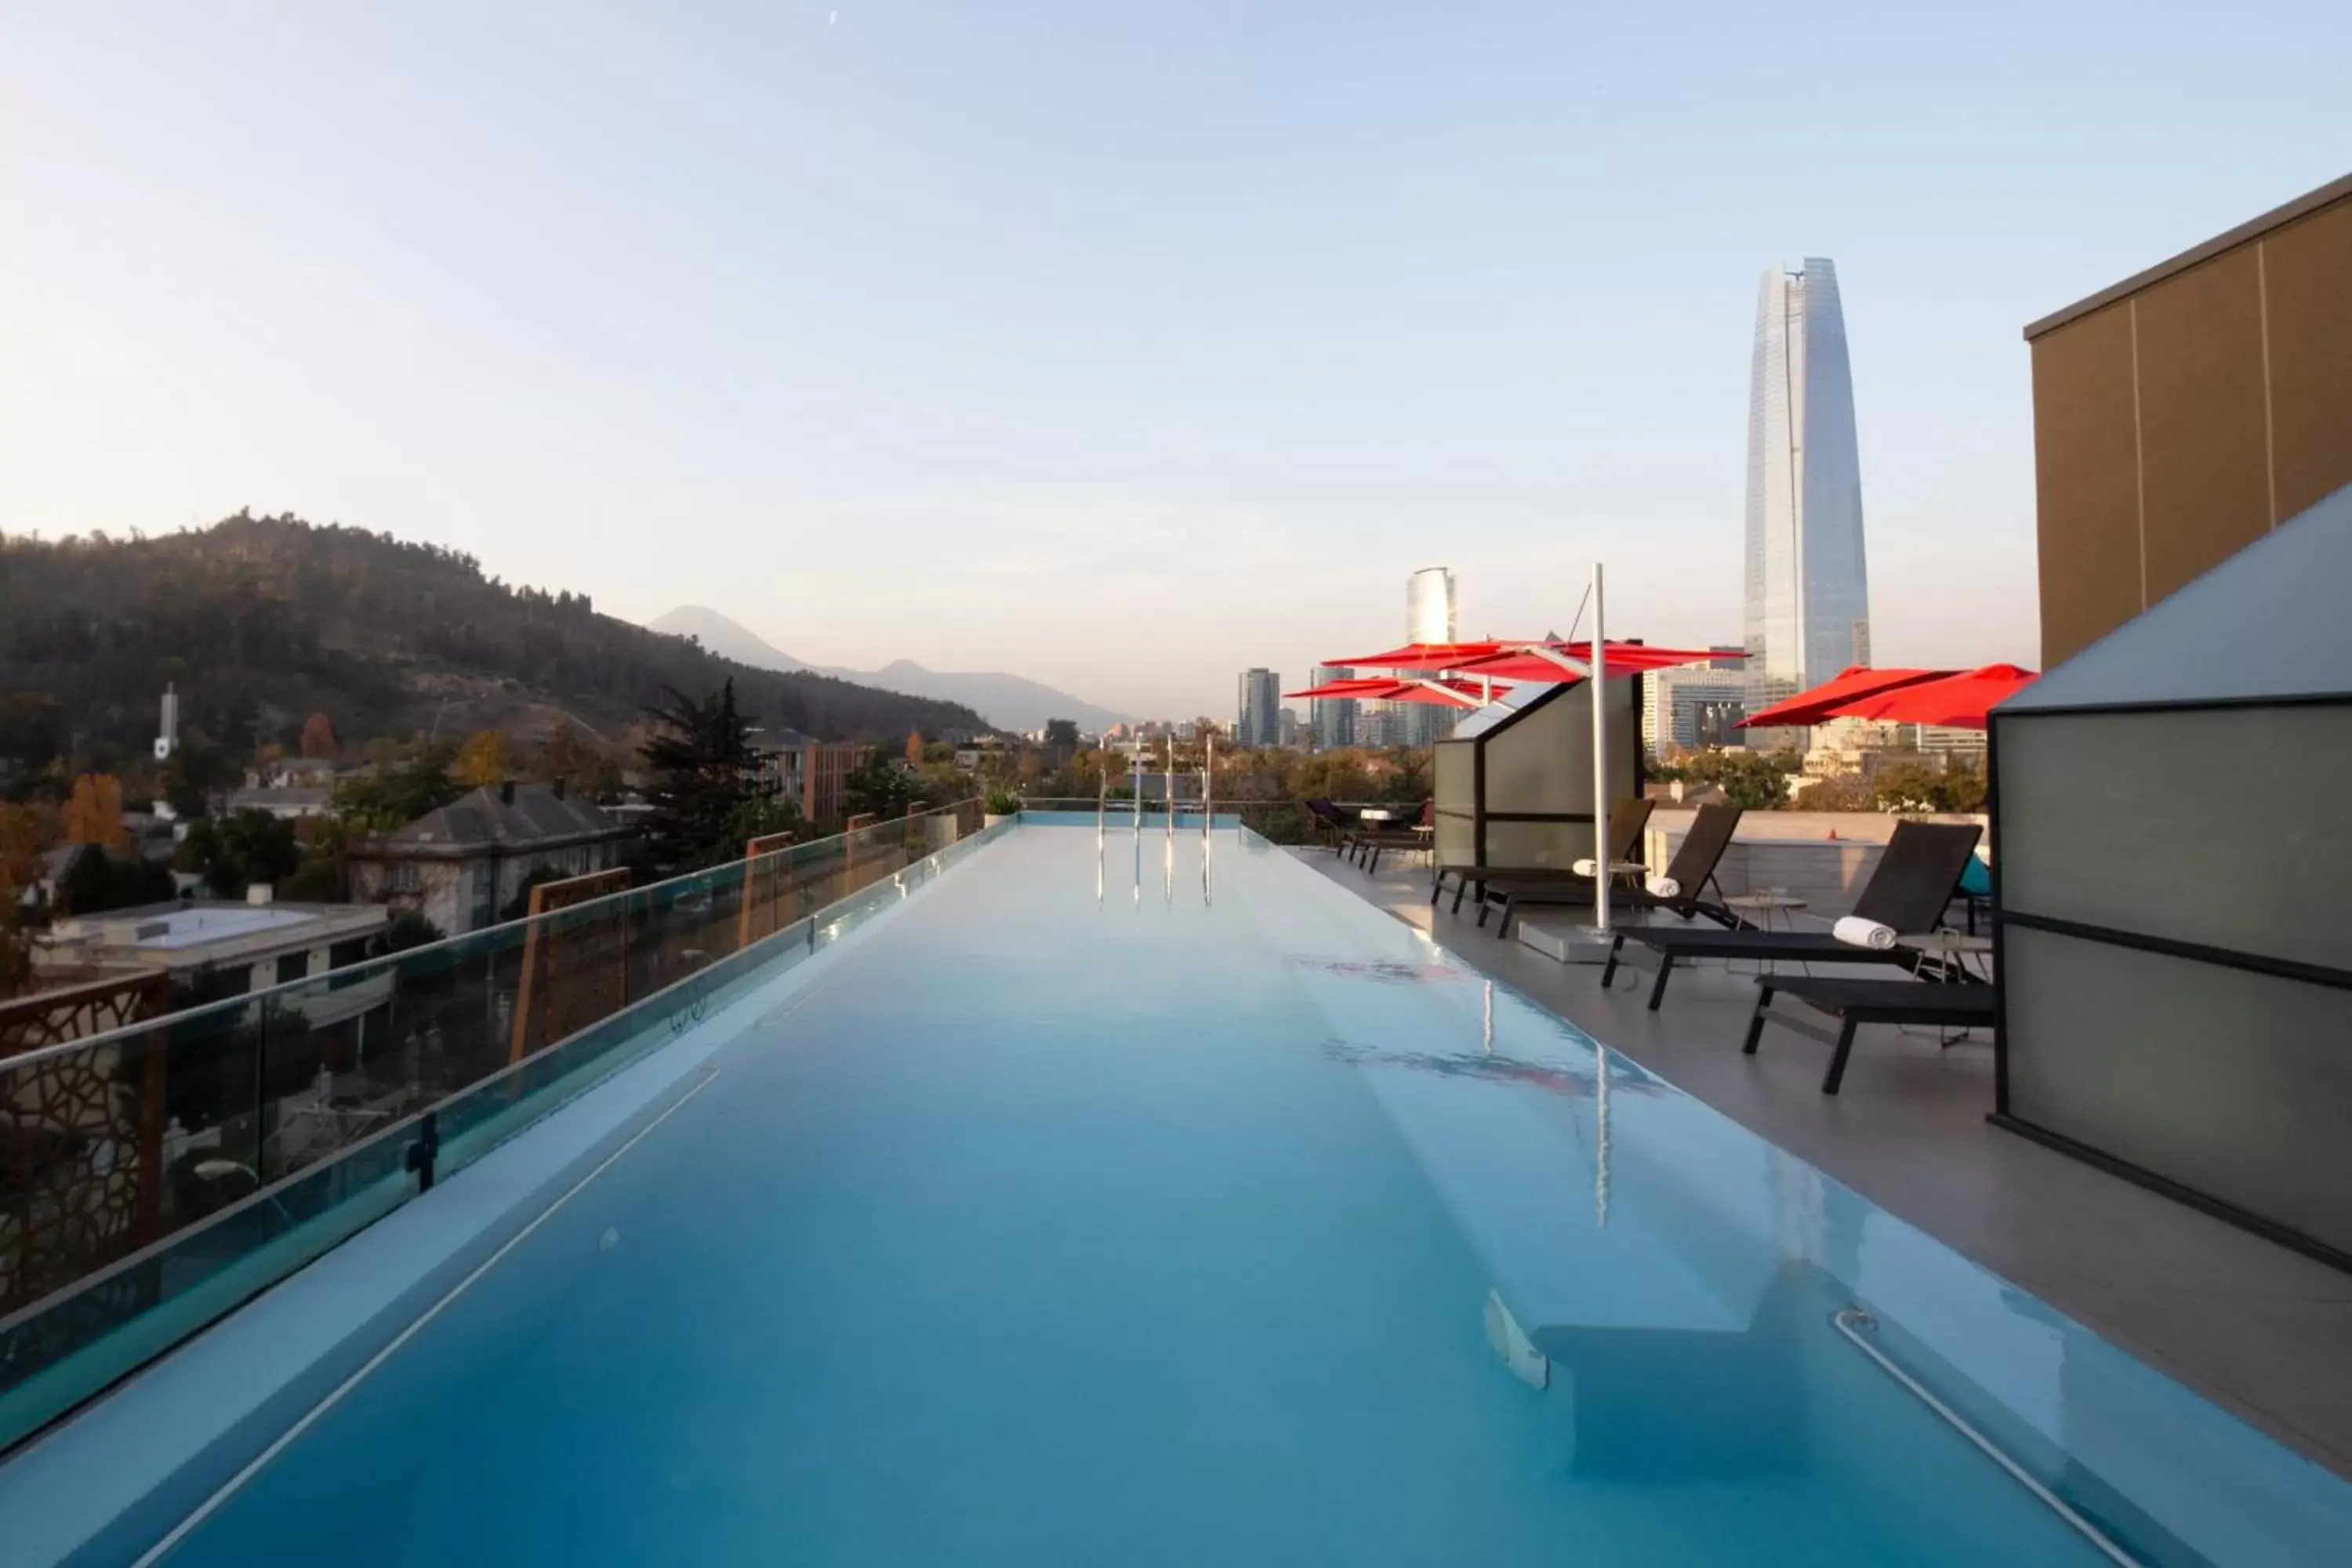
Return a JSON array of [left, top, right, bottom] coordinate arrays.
[[1599, 820, 1985, 1011], [1302, 799, 1359, 853], [1432, 797, 1656, 917], [1351, 800, 1432, 872], [1483, 802, 1744, 938], [1742, 975, 1998, 1094]]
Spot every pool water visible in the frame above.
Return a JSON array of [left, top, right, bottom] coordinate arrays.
[[153, 826, 2350, 1565]]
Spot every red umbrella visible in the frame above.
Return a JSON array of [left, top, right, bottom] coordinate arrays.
[[1285, 676, 1504, 708], [1736, 666, 1947, 730], [1332, 641, 1737, 682], [1831, 663, 2038, 729]]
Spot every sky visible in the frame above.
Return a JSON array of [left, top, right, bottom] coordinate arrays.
[[3, 3, 2347, 720]]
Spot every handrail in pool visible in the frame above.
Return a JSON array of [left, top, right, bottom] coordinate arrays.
[[1831, 1305, 2136, 1566]]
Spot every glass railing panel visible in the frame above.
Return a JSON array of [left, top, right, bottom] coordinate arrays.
[[0, 801, 995, 1453]]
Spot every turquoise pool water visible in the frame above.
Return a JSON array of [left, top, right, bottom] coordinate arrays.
[[142, 826, 2352, 1563]]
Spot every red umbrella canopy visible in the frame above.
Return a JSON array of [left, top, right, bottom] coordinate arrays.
[[1285, 675, 1504, 708], [1736, 666, 1947, 730], [1330, 641, 1736, 681], [1832, 663, 2038, 729]]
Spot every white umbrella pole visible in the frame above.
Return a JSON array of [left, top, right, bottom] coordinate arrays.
[[1590, 561, 1610, 936]]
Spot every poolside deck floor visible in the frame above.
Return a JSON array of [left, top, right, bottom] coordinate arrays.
[[1301, 846, 2352, 1482]]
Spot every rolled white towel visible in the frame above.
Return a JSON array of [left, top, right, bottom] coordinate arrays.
[[1645, 874, 1682, 898], [1571, 858, 1599, 877], [1834, 916, 1897, 950]]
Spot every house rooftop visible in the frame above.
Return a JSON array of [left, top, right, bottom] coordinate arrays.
[[377, 783, 626, 854]]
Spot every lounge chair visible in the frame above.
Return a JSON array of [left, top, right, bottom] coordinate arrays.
[[1432, 797, 1657, 917], [1599, 820, 1985, 1011], [1302, 799, 1359, 853], [1352, 800, 1432, 872], [1484, 802, 1744, 938], [1742, 975, 1998, 1094]]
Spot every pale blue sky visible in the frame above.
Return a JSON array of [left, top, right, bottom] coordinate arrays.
[[4, 2, 2346, 719]]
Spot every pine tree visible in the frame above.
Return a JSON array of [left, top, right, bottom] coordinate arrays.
[[639, 681, 756, 870]]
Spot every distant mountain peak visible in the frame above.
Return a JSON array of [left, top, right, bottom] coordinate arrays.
[[645, 606, 1129, 733]]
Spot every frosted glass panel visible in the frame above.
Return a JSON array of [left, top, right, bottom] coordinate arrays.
[[2005, 925, 2352, 1255], [1483, 686, 1640, 815], [1434, 741, 1473, 817], [1483, 819, 1596, 871], [1433, 810, 1473, 866], [1998, 706, 2352, 972]]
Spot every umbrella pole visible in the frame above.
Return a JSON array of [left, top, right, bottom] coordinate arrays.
[[1590, 562, 1610, 937]]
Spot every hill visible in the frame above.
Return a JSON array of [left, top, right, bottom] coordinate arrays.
[[0, 514, 994, 774], [646, 605, 1129, 734]]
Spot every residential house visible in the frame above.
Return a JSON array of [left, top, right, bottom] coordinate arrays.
[[347, 781, 635, 936]]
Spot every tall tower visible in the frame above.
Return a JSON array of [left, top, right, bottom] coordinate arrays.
[[154, 681, 180, 761], [1744, 260, 1870, 702], [1403, 567, 1460, 743], [1235, 669, 1279, 747]]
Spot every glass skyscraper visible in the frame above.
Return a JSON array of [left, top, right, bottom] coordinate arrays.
[[1403, 567, 1460, 745], [1235, 668, 1280, 748], [1308, 665, 1357, 750], [1744, 259, 1870, 702]]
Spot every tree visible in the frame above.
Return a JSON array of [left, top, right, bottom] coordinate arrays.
[[638, 681, 756, 870], [1043, 718, 1081, 755], [1663, 748, 1798, 811], [0, 692, 67, 773], [383, 910, 444, 953], [160, 735, 237, 818], [63, 773, 127, 847], [174, 809, 303, 897], [55, 844, 178, 915], [1792, 773, 1874, 811], [299, 711, 339, 758], [453, 729, 510, 788], [905, 729, 924, 765], [333, 746, 463, 830], [1871, 756, 1987, 815], [0, 803, 59, 997], [840, 746, 916, 820]]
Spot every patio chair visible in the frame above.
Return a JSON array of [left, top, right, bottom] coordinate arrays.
[[1598, 820, 1984, 1011], [1352, 800, 1433, 873], [1302, 799, 1358, 853], [1741, 975, 1998, 1094], [1432, 797, 1654, 918], [1484, 802, 1744, 938]]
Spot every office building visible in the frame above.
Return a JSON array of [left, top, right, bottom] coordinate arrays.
[[1308, 665, 1358, 750], [1743, 259, 1871, 701], [2025, 173, 2352, 664], [1276, 708, 1301, 749], [1642, 666, 1751, 757], [1403, 567, 1461, 746], [1235, 668, 1280, 748]]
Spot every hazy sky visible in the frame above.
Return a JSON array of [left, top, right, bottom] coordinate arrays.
[[4, 4, 2347, 719]]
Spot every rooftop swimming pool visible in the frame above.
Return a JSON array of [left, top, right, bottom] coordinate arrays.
[[13, 822, 2352, 1564]]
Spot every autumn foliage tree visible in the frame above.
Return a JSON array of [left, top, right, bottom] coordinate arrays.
[[299, 710, 339, 758], [453, 729, 510, 789], [63, 773, 127, 848]]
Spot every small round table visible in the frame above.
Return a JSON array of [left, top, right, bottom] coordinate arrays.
[[1723, 892, 1807, 975], [1724, 892, 1807, 931]]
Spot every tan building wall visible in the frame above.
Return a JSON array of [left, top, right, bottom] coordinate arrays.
[[2025, 174, 2352, 666]]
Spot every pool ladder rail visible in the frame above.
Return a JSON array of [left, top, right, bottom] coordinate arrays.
[[1831, 1305, 2139, 1566]]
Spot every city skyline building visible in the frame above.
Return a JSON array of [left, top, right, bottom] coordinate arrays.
[[1307, 664, 1358, 750], [1743, 258, 1871, 706], [1403, 566, 1460, 746], [1235, 667, 1279, 748]]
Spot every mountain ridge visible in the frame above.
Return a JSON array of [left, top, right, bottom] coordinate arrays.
[[0, 515, 995, 771], [646, 606, 1131, 734]]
